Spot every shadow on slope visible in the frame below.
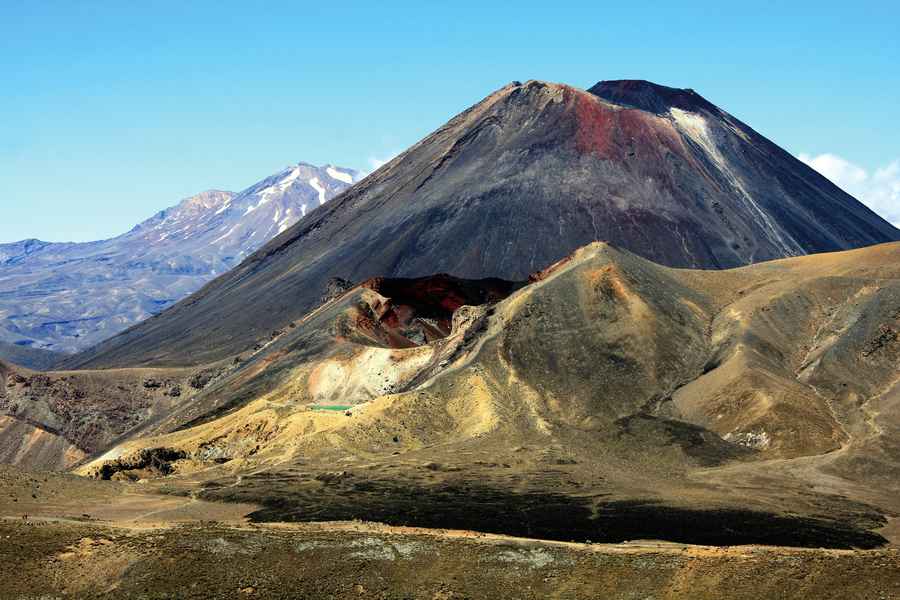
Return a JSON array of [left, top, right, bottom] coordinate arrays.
[[230, 480, 887, 549]]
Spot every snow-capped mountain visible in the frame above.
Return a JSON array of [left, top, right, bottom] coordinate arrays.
[[0, 162, 360, 355]]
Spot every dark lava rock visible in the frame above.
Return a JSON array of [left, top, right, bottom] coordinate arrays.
[[189, 368, 223, 390], [321, 277, 355, 304]]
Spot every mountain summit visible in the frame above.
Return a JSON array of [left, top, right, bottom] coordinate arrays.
[[67, 79, 898, 368], [588, 79, 720, 114]]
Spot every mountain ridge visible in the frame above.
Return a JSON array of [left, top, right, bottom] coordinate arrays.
[[0, 162, 360, 355]]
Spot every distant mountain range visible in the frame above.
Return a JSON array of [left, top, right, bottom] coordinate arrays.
[[0, 162, 360, 356]]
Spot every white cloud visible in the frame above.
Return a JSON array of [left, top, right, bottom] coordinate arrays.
[[368, 154, 395, 171], [799, 153, 900, 228], [356, 151, 401, 181]]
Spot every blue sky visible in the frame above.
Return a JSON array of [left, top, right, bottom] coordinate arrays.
[[1, 0, 898, 242]]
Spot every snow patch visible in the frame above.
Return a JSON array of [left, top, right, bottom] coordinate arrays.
[[254, 166, 305, 208], [211, 224, 240, 245], [214, 200, 232, 215], [670, 108, 803, 257], [326, 166, 354, 184], [279, 166, 303, 187], [309, 177, 326, 205], [670, 109, 726, 170], [278, 216, 294, 234]]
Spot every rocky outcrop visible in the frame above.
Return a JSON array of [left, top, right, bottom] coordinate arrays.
[[0, 360, 211, 470]]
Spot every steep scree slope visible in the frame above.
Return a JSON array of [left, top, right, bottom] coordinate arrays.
[[67, 80, 898, 369]]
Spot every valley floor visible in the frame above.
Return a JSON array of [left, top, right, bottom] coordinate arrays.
[[1, 467, 899, 599]]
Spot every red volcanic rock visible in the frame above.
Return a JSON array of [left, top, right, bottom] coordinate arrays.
[[571, 88, 685, 164], [351, 274, 525, 348]]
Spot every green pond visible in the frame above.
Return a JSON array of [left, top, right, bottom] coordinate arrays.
[[309, 404, 353, 412]]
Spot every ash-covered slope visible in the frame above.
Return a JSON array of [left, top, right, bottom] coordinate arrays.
[[0, 163, 359, 354], [75, 242, 900, 548], [68, 79, 898, 368]]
